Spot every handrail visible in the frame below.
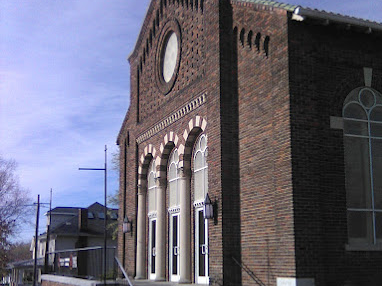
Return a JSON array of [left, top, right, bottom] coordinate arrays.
[[115, 256, 134, 286], [46, 246, 116, 255], [231, 256, 267, 286]]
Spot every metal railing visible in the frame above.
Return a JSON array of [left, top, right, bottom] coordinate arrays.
[[114, 257, 133, 286], [48, 246, 117, 280], [232, 256, 267, 286]]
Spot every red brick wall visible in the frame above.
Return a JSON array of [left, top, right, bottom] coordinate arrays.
[[288, 18, 382, 286], [118, 1, 382, 286], [232, 2, 295, 286], [118, 0, 225, 283]]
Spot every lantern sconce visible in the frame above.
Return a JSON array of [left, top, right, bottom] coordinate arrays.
[[203, 193, 214, 220], [123, 215, 133, 235]]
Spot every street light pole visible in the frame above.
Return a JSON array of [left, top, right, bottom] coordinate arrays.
[[33, 195, 40, 286], [79, 145, 108, 285]]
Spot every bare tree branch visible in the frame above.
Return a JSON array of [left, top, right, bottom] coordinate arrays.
[[0, 155, 32, 274]]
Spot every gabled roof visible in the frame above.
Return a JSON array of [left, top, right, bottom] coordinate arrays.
[[47, 207, 79, 215], [41, 202, 118, 237]]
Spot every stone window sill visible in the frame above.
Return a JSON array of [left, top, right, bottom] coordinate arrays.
[[346, 243, 382, 251]]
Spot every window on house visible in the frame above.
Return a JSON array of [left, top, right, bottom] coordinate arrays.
[[148, 160, 157, 214], [98, 212, 105, 219], [88, 212, 94, 219], [343, 87, 382, 245], [110, 212, 118, 220]]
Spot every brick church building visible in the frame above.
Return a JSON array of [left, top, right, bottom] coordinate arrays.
[[116, 0, 382, 285]]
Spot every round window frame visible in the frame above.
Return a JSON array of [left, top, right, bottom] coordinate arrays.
[[156, 19, 182, 95]]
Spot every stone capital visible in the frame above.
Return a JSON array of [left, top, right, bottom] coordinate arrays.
[[178, 166, 191, 178], [155, 176, 167, 187], [137, 184, 144, 195]]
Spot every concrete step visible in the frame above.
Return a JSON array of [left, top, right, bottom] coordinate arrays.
[[117, 279, 195, 286]]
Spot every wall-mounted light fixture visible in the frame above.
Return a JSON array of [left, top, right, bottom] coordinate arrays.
[[203, 193, 214, 219], [123, 215, 132, 234]]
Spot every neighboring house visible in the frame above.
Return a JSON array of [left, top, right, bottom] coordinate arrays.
[[32, 202, 118, 261], [6, 202, 120, 283], [117, 0, 382, 286], [6, 258, 43, 286]]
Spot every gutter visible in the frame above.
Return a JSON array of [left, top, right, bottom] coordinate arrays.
[[292, 6, 382, 32]]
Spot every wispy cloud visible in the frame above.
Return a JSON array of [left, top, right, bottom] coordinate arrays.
[[0, 0, 380, 242], [1, 0, 150, 241]]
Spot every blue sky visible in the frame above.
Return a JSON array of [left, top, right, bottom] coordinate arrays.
[[0, 0, 381, 241]]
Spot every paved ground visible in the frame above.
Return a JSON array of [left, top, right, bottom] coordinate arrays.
[[122, 279, 195, 286]]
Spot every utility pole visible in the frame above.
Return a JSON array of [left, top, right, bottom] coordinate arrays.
[[33, 195, 40, 286], [79, 145, 107, 285], [103, 145, 107, 286], [44, 189, 52, 273]]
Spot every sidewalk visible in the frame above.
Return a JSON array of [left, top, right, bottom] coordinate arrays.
[[127, 280, 195, 286]]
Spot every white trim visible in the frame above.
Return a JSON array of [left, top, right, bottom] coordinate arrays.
[[168, 206, 180, 214], [148, 212, 157, 219], [148, 218, 157, 280], [277, 278, 315, 286], [169, 213, 180, 282], [193, 200, 204, 208], [195, 207, 209, 284]]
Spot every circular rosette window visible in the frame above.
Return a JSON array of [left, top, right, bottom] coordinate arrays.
[[156, 20, 181, 95]]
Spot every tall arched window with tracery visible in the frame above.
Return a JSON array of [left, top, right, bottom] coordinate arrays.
[[148, 160, 157, 215], [168, 149, 180, 282], [147, 160, 157, 279], [168, 149, 180, 208], [193, 134, 209, 284], [343, 87, 382, 245], [194, 134, 208, 203]]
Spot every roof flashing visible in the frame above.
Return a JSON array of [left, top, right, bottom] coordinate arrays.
[[291, 5, 382, 32]]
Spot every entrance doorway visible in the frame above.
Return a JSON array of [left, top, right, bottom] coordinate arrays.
[[148, 218, 156, 280], [195, 208, 209, 284], [169, 213, 180, 282]]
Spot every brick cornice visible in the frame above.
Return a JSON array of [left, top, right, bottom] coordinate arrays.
[[136, 92, 207, 144]]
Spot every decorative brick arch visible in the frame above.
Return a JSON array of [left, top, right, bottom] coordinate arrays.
[[137, 143, 157, 186], [182, 116, 207, 170], [158, 131, 185, 180]]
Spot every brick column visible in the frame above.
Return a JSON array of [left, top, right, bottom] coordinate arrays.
[[135, 185, 146, 279], [155, 177, 166, 281], [178, 167, 191, 283]]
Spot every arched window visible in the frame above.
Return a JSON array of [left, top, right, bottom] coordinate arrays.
[[168, 149, 180, 208], [194, 134, 208, 203], [148, 160, 157, 214], [343, 87, 382, 245]]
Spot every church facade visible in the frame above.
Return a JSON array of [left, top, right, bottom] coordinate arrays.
[[117, 1, 382, 285]]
